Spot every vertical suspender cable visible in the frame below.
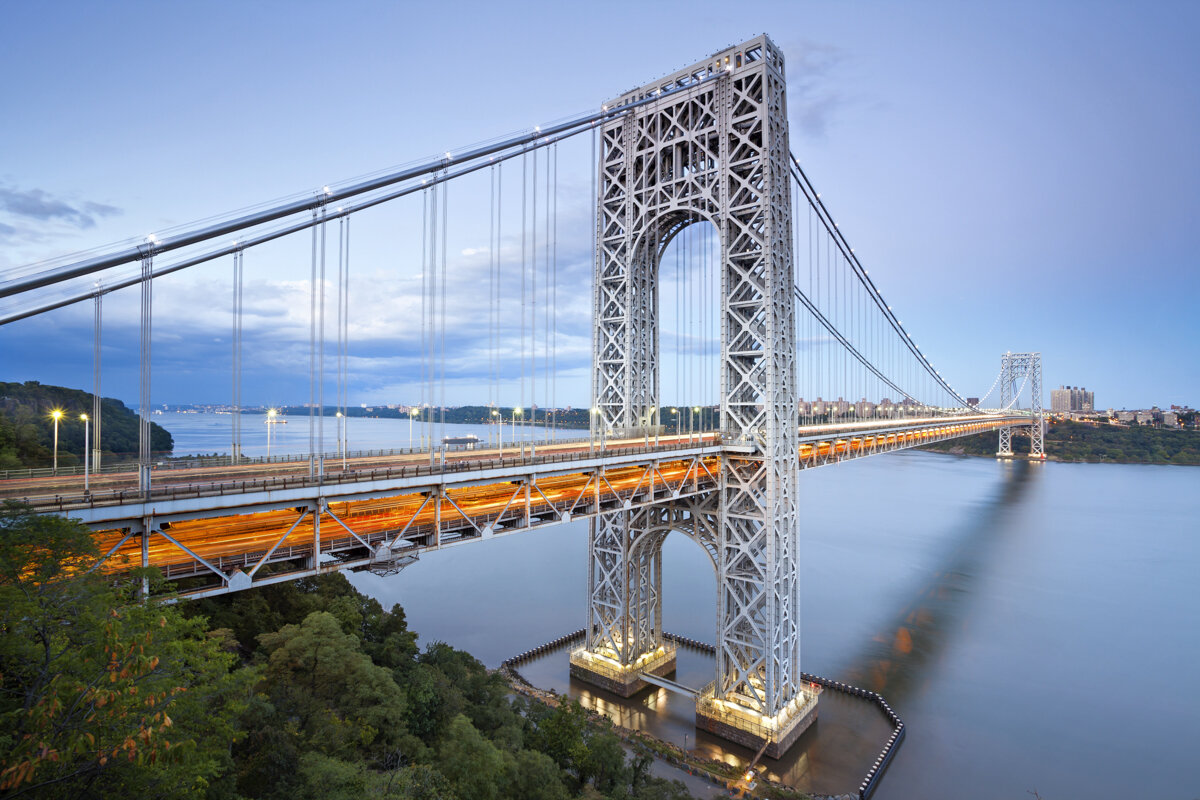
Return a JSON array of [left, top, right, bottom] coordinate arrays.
[[520, 152, 527, 452], [318, 209, 327, 475], [551, 143, 559, 439], [92, 284, 102, 471], [138, 246, 152, 495], [495, 164, 503, 440], [489, 165, 496, 443], [530, 149, 538, 438], [231, 250, 242, 464], [440, 177, 448, 467], [420, 188, 428, 454], [335, 218, 344, 459], [544, 145, 551, 440], [308, 209, 317, 474], [343, 215, 351, 452], [589, 126, 597, 440], [428, 182, 439, 463]]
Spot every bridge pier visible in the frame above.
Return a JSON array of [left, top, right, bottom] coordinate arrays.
[[573, 509, 675, 696]]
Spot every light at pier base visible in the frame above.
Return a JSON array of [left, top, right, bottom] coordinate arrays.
[[695, 681, 821, 759], [568, 644, 677, 698]]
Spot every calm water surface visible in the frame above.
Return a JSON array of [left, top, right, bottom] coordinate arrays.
[[167, 414, 1200, 799]]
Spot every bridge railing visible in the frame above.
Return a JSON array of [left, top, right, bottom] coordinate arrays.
[[10, 437, 723, 513], [0, 435, 599, 481]]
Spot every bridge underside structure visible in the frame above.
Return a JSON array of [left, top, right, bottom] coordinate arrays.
[[4, 415, 1022, 589]]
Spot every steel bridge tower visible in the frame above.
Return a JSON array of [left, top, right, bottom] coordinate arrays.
[[997, 351, 1045, 458], [572, 35, 816, 756]]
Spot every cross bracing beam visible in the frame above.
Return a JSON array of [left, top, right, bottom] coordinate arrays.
[[79, 453, 725, 600]]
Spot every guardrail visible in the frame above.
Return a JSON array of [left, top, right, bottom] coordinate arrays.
[[10, 439, 722, 513]]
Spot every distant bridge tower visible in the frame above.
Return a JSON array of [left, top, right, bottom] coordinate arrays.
[[573, 35, 816, 757], [997, 351, 1045, 459]]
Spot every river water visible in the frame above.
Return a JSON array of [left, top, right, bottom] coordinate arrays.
[[164, 413, 1200, 799]]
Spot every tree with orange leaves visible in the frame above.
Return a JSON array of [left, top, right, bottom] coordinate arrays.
[[0, 502, 251, 798]]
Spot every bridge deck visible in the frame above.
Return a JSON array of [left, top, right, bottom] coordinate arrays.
[[4, 415, 1029, 598]]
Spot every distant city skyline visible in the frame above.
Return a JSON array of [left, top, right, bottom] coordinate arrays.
[[2, 1, 1198, 410]]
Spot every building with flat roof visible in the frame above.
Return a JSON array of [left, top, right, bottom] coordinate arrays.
[[1051, 385, 1094, 413]]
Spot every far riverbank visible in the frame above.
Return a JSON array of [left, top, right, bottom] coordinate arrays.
[[920, 419, 1199, 466]]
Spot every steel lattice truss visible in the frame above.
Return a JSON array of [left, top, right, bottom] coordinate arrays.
[[587, 36, 802, 717], [997, 352, 1044, 458]]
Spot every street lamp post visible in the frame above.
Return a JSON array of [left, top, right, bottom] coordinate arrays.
[[266, 408, 277, 458], [672, 408, 679, 439], [492, 410, 502, 457], [692, 406, 700, 442], [409, 409, 416, 451], [80, 413, 89, 493], [513, 408, 523, 458], [336, 412, 345, 470], [50, 409, 63, 472]]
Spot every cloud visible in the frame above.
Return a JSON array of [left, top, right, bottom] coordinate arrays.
[[781, 41, 848, 139], [0, 184, 122, 230]]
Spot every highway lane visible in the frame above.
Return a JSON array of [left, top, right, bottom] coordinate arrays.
[[94, 455, 723, 576], [1, 414, 1024, 508], [0, 431, 722, 504], [87, 416, 1015, 581]]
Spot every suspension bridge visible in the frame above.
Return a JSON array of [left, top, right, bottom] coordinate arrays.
[[0, 35, 1044, 757]]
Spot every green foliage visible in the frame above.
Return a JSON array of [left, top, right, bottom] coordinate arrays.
[[0, 380, 173, 468], [921, 420, 1200, 465], [0, 503, 249, 797], [3, 512, 694, 799]]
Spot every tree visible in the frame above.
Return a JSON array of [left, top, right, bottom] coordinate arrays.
[[0, 502, 249, 797], [255, 611, 410, 759], [504, 748, 569, 800], [436, 714, 506, 800]]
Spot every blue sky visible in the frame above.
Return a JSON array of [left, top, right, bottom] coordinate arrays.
[[1, 0, 1197, 411]]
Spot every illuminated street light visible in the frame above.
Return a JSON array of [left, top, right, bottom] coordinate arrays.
[[50, 409, 63, 471], [336, 411, 345, 469], [80, 413, 90, 493], [266, 408, 277, 458]]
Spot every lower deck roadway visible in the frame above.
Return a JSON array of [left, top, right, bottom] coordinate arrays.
[[24, 414, 1028, 598]]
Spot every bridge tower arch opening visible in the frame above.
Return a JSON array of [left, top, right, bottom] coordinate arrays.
[[576, 35, 817, 757], [653, 214, 722, 436]]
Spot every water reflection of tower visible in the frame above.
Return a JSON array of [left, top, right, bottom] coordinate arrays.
[[842, 459, 1037, 704]]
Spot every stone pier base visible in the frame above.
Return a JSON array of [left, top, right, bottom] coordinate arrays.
[[568, 645, 677, 698], [694, 685, 820, 759]]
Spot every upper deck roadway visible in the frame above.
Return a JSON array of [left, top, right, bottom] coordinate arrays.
[[3, 414, 1029, 598]]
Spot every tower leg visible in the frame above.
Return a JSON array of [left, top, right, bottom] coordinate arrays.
[[1028, 353, 1045, 459], [570, 510, 675, 696], [694, 454, 819, 758], [997, 351, 1014, 457]]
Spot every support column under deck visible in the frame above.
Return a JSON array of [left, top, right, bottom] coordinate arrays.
[[570, 510, 675, 697]]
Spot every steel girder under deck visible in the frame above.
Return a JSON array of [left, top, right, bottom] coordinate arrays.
[[78, 450, 721, 600]]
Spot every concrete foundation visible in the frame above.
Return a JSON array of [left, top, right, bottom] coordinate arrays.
[[569, 646, 678, 698], [694, 689, 820, 759]]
